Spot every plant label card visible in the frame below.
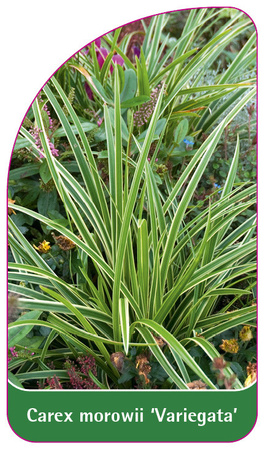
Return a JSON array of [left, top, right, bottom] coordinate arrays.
[[7, 6, 257, 443]]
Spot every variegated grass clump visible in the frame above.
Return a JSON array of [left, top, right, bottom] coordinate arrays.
[[8, 9, 256, 389]]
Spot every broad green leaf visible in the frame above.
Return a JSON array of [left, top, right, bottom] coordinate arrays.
[[39, 159, 52, 183], [121, 95, 150, 108], [174, 119, 189, 144], [8, 310, 41, 347], [120, 69, 137, 103]]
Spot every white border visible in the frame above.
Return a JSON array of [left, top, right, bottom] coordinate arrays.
[[7, 378, 256, 392], [1, 1, 264, 448]]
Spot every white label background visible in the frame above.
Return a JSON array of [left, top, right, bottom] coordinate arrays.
[[1, 1, 264, 449]]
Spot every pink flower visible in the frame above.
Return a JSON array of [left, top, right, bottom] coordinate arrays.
[[49, 141, 59, 157], [29, 126, 59, 158], [97, 47, 124, 72], [29, 98, 59, 158], [84, 46, 124, 102], [10, 346, 18, 357], [97, 47, 109, 68], [110, 54, 124, 73], [91, 37, 101, 48], [43, 103, 54, 129], [83, 38, 124, 73], [84, 37, 101, 54], [47, 375, 63, 389], [64, 356, 99, 389], [8, 346, 18, 362]]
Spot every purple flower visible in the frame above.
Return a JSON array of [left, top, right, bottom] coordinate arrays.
[[85, 82, 94, 100], [84, 47, 124, 102], [88, 37, 101, 49], [132, 45, 141, 58], [8, 346, 19, 362], [84, 38, 101, 55], [110, 54, 124, 73], [29, 126, 59, 158], [97, 117, 103, 127], [49, 142, 59, 157], [43, 103, 54, 129], [97, 47, 109, 68], [96, 47, 124, 72], [92, 37, 101, 48]]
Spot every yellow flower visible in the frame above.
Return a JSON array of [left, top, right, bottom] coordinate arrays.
[[220, 338, 239, 354], [244, 374, 252, 387], [33, 240, 51, 253], [8, 199, 16, 215], [239, 326, 253, 342], [244, 362, 257, 387]]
